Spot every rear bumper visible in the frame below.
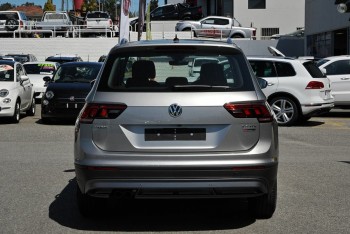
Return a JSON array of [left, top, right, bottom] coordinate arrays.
[[75, 162, 278, 199], [301, 102, 334, 117]]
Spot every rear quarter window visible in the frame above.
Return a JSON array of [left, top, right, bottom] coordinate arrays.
[[303, 61, 325, 78], [275, 62, 296, 77]]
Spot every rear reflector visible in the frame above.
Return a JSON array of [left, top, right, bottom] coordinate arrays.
[[224, 102, 273, 123], [79, 103, 127, 124], [306, 81, 324, 89]]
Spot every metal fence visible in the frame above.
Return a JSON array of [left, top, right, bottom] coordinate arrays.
[[0, 23, 272, 40]]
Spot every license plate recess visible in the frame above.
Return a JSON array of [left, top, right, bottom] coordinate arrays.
[[145, 128, 206, 141]]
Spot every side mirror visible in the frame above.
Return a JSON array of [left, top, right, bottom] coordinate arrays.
[[43, 76, 51, 82], [257, 78, 268, 89]]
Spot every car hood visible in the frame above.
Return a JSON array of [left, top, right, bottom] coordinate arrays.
[[46, 82, 92, 98], [0, 81, 17, 91]]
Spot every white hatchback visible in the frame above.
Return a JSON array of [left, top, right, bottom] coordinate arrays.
[[317, 55, 350, 108], [0, 60, 36, 123], [248, 56, 334, 126], [23, 61, 59, 99]]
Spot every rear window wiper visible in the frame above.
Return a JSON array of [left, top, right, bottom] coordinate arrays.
[[172, 85, 230, 91]]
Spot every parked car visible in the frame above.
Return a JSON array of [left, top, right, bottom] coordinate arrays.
[[41, 62, 102, 123], [270, 28, 304, 40], [317, 55, 350, 108], [35, 11, 73, 37], [248, 51, 334, 126], [82, 11, 114, 37], [0, 60, 36, 123], [0, 11, 28, 32], [23, 61, 59, 99], [175, 16, 256, 38], [45, 54, 83, 64], [5, 53, 37, 63], [150, 3, 203, 21], [74, 39, 279, 219]]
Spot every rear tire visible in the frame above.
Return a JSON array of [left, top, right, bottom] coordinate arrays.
[[249, 181, 277, 219]]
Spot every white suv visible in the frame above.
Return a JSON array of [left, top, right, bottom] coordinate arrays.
[[0, 11, 28, 32], [248, 56, 334, 126], [317, 55, 350, 108]]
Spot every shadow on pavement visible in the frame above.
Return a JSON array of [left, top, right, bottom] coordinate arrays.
[[49, 177, 256, 232], [320, 109, 350, 118]]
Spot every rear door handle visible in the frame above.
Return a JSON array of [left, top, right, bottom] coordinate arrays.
[[340, 78, 350, 80], [267, 83, 275, 86]]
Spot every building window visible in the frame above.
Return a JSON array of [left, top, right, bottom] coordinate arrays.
[[248, 0, 266, 9]]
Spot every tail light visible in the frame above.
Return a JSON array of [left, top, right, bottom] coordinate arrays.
[[109, 19, 113, 27], [19, 20, 23, 29], [224, 102, 273, 123], [198, 8, 202, 14], [252, 29, 256, 37], [79, 103, 127, 124], [306, 81, 324, 89]]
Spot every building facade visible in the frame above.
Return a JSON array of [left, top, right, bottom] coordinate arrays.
[[184, 0, 305, 39], [305, 0, 350, 57], [233, 0, 304, 39]]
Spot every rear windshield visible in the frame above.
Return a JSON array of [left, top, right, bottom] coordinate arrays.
[[24, 63, 56, 74], [0, 13, 19, 20], [45, 13, 68, 20], [97, 47, 254, 92], [303, 61, 325, 78], [86, 12, 109, 19]]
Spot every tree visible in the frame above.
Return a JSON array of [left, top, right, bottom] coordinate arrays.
[[103, 0, 117, 19], [22, 2, 35, 6], [44, 0, 55, 11], [81, 0, 98, 13], [150, 0, 158, 12], [0, 2, 15, 11]]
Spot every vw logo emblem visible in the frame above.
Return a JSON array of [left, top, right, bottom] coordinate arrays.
[[168, 103, 182, 118], [69, 96, 75, 101]]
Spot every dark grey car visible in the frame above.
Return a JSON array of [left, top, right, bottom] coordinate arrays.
[[74, 39, 279, 219]]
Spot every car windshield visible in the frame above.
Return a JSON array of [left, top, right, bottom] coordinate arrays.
[[24, 63, 56, 74], [53, 64, 101, 83], [97, 48, 254, 92], [0, 64, 15, 81]]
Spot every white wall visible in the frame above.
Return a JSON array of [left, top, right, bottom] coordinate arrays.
[[233, 0, 305, 38], [0, 38, 280, 62]]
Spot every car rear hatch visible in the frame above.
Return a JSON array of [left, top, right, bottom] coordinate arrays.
[[86, 91, 269, 153], [302, 60, 333, 101]]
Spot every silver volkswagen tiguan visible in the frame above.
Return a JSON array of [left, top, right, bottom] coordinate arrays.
[[74, 39, 279, 219]]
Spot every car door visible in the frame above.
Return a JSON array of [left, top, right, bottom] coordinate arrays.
[[16, 64, 31, 108], [249, 60, 278, 97], [198, 17, 217, 37], [323, 59, 350, 105], [213, 18, 230, 37]]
